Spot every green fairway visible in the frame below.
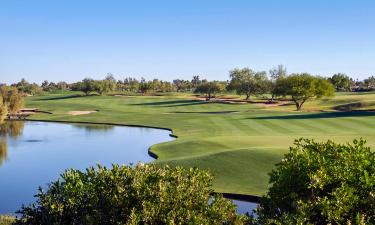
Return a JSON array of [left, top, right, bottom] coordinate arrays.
[[25, 92, 375, 196]]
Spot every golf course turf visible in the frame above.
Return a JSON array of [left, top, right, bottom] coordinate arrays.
[[25, 91, 375, 196]]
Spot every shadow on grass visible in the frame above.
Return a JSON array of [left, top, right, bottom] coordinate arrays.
[[251, 111, 375, 120], [170, 110, 239, 114], [37, 94, 91, 101], [133, 99, 208, 107]]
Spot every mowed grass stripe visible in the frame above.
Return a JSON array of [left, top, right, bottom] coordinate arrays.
[[25, 92, 375, 196]]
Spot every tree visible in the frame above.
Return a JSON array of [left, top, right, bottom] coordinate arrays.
[[269, 65, 287, 101], [328, 73, 351, 91], [256, 138, 375, 225], [364, 76, 375, 90], [228, 68, 270, 100], [191, 75, 202, 89], [0, 86, 24, 116], [275, 73, 334, 110], [194, 81, 224, 100], [80, 78, 96, 95], [16, 164, 247, 224], [0, 95, 7, 123]]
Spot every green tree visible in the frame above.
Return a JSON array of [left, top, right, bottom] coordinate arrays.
[[16, 164, 247, 225], [364, 76, 375, 90], [256, 138, 375, 225], [139, 80, 154, 94], [0, 95, 7, 123], [0, 86, 24, 116], [275, 73, 334, 110], [80, 78, 96, 95], [328, 73, 351, 91], [269, 65, 287, 101], [228, 68, 270, 100], [194, 81, 224, 100]]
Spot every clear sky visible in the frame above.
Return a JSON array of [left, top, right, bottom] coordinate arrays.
[[1, 0, 374, 84]]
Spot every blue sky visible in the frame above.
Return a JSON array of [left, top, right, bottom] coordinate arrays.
[[1, 0, 374, 84]]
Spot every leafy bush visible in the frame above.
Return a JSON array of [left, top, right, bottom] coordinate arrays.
[[256, 138, 375, 225], [16, 164, 247, 225]]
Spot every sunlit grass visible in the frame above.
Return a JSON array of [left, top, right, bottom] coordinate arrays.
[[25, 91, 375, 195]]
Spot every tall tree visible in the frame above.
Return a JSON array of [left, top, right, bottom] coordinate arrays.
[[0, 86, 24, 116], [275, 73, 334, 110], [364, 75, 375, 90], [194, 81, 224, 100], [80, 78, 96, 95], [328, 73, 351, 91], [269, 65, 287, 101], [228, 68, 270, 100], [0, 95, 7, 123]]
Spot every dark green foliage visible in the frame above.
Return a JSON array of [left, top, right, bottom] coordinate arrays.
[[329, 73, 351, 91], [228, 68, 270, 100], [16, 164, 247, 225], [275, 73, 335, 110], [257, 139, 375, 225], [194, 81, 225, 100]]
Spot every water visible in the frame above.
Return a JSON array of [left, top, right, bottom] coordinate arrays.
[[0, 121, 257, 215], [0, 121, 174, 214], [231, 199, 258, 216]]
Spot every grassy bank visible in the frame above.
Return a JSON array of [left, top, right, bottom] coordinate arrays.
[[25, 92, 375, 195]]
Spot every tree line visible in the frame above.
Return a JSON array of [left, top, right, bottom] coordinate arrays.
[[3, 65, 375, 111]]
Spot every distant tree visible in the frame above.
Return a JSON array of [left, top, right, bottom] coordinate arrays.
[[16, 164, 247, 224], [173, 79, 192, 92], [194, 81, 224, 100], [94, 78, 116, 95], [256, 138, 375, 225], [41, 80, 50, 91], [80, 78, 96, 95], [56, 81, 68, 90], [269, 65, 287, 101], [275, 73, 334, 110], [12, 79, 42, 95], [122, 77, 140, 93], [364, 76, 375, 90], [139, 80, 154, 94], [328, 73, 351, 91], [228, 68, 270, 100], [191, 75, 202, 89]]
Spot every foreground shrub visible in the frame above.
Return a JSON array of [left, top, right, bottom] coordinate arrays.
[[16, 164, 247, 225], [256, 138, 375, 225]]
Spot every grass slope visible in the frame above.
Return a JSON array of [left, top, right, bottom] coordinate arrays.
[[25, 92, 375, 195]]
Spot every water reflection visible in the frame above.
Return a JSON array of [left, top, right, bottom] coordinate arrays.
[[0, 121, 25, 165], [0, 142, 7, 165], [71, 123, 115, 133], [0, 121, 175, 214], [0, 121, 25, 138]]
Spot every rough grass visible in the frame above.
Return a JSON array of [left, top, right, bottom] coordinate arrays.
[[25, 91, 375, 195]]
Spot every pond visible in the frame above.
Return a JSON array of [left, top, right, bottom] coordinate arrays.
[[0, 121, 257, 215]]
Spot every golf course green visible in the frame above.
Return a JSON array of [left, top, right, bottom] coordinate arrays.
[[25, 91, 375, 196]]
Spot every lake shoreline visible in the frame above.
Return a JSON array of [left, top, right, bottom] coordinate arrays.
[[22, 118, 261, 203]]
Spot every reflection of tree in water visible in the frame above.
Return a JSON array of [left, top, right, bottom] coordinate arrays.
[[0, 141, 7, 166], [0, 121, 25, 166], [72, 124, 114, 133], [0, 121, 25, 138]]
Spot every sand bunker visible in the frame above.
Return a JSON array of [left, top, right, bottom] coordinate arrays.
[[68, 111, 97, 116]]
